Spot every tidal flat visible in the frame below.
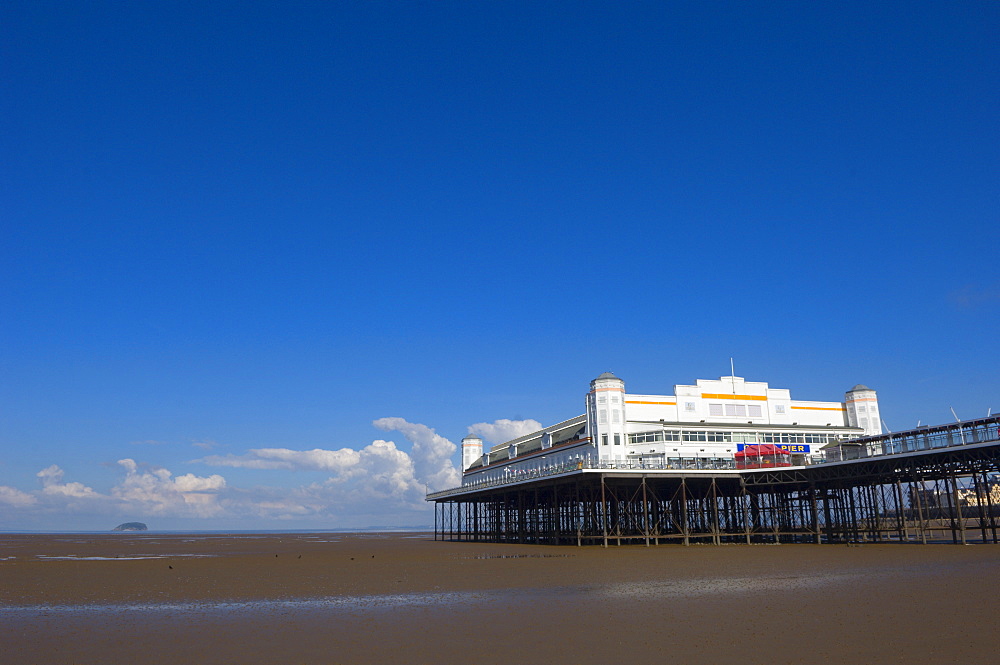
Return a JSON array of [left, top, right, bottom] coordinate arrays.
[[2, 533, 998, 664]]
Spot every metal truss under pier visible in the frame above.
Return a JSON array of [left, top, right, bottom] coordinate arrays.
[[428, 417, 1000, 546]]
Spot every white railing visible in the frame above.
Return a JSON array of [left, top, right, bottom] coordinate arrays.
[[819, 415, 1000, 463], [427, 457, 738, 499]]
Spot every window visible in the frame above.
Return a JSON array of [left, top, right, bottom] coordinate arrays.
[[598, 395, 606, 404], [709, 404, 723, 417], [602, 434, 608, 446], [725, 404, 746, 417], [599, 409, 607, 424], [612, 409, 620, 424], [610, 394, 619, 404], [630, 431, 666, 444], [684, 402, 696, 412], [748, 404, 762, 418], [614, 434, 621, 445], [775, 405, 786, 415]]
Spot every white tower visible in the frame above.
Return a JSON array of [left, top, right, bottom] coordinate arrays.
[[461, 434, 483, 471], [845, 384, 882, 437], [586, 372, 628, 461]]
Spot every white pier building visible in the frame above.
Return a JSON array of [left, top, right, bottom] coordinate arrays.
[[460, 373, 881, 485]]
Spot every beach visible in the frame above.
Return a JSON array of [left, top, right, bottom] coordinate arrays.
[[2, 533, 998, 664]]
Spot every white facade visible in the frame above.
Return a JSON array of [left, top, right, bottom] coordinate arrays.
[[461, 373, 880, 486]]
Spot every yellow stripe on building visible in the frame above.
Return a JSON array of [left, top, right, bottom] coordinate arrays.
[[701, 393, 768, 401], [791, 406, 845, 411]]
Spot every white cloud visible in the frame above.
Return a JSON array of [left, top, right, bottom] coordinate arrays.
[[37, 465, 101, 499], [241, 495, 319, 519], [372, 417, 460, 491], [202, 447, 362, 473], [2, 416, 465, 526], [348, 439, 422, 497], [111, 458, 227, 518], [191, 445, 427, 522], [200, 439, 426, 505], [194, 454, 295, 470], [173, 473, 227, 492], [468, 418, 543, 444], [202, 418, 461, 495], [0, 485, 37, 507]]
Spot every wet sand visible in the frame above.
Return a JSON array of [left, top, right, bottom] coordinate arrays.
[[2, 533, 998, 664]]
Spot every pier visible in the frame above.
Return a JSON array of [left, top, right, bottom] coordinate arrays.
[[428, 416, 1000, 545]]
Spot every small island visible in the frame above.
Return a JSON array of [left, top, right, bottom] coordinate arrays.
[[112, 522, 148, 532]]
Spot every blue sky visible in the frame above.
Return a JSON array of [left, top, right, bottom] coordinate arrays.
[[2, 2, 997, 530]]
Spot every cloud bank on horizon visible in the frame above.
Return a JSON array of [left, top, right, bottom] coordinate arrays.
[[0, 417, 541, 529]]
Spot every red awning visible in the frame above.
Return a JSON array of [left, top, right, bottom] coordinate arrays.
[[734, 443, 792, 459]]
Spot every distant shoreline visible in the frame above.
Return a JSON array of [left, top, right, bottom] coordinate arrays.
[[0, 526, 434, 535]]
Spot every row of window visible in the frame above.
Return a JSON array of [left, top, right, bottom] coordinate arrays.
[[760, 433, 844, 444], [629, 430, 849, 445]]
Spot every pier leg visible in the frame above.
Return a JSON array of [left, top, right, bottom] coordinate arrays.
[[913, 477, 928, 545], [894, 480, 909, 542], [810, 487, 821, 544], [601, 475, 608, 549], [742, 487, 752, 545], [949, 475, 967, 545], [681, 478, 689, 546], [984, 469, 999, 543], [711, 479, 721, 546], [972, 472, 989, 544], [642, 476, 650, 547], [847, 488, 859, 543]]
